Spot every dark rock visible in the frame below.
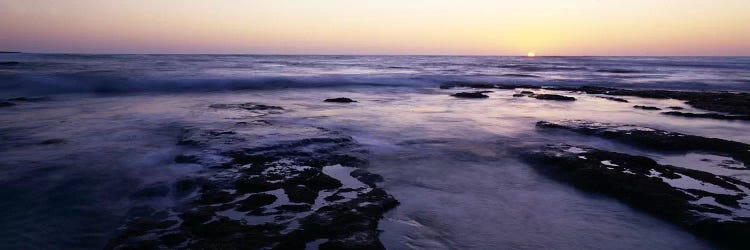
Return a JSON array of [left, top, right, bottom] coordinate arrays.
[[662, 111, 750, 121], [0, 61, 20, 66], [634, 105, 661, 110], [451, 92, 489, 99], [194, 191, 235, 205], [537, 120, 750, 166], [0, 101, 15, 107], [520, 91, 535, 95], [596, 68, 641, 74], [351, 169, 384, 187], [174, 154, 199, 164], [598, 96, 629, 103], [324, 98, 357, 103], [523, 144, 750, 249], [555, 86, 750, 116], [302, 172, 343, 191], [159, 233, 187, 247], [502, 74, 539, 78], [235, 177, 279, 193], [209, 103, 283, 111], [441, 84, 750, 116], [39, 138, 65, 145], [237, 193, 277, 211], [284, 185, 319, 204], [512, 94, 525, 97], [533, 94, 576, 101], [301, 188, 398, 250], [109, 135, 397, 249]]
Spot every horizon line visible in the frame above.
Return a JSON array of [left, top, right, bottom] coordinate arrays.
[[3, 51, 750, 57]]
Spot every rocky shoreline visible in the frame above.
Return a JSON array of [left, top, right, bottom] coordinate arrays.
[[106, 102, 398, 249], [523, 144, 750, 249], [440, 82, 750, 119]]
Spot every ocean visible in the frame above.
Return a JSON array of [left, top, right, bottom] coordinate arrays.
[[1, 54, 749, 249]]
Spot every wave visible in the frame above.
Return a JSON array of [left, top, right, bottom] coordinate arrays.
[[2, 72, 748, 97]]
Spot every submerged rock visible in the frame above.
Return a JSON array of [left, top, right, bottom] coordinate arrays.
[[662, 111, 750, 121], [450, 92, 489, 99], [324, 98, 357, 103], [537, 120, 750, 166], [39, 138, 65, 145], [108, 132, 397, 249], [633, 105, 661, 110], [597, 96, 629, 103], [533, 94, 576, 101], [0, 61, 20, 66], [523, 144, 750, 248], [439, 84, 750, 116], [209, 103, 284, 111]]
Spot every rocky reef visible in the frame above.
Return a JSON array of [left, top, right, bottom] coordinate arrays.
[[439, 83, 750, 118], [523, 144, 750, 249], [323, 98, 357, 103], [450, 91, 489, 99], [536, 120, 750, 166], [106, 103, 398, 249]]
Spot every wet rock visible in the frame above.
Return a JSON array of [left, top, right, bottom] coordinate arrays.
[[596, 68, 641, 74], [502, 73, 540, 78], [236, 193, 277, 211], [0, 61, 20, 66], [159, 233, 187, 247], [39, 138, 65, 145], [633, 105, 661, 110], [351, 169, 384, 187], [512, 94, 525, 97], [451, 92, 489, 99], [301, 188, 398, 249], [210, 103, 283, 111], [597, 96, 629, 103], [284, 185, 319, 204], [557, 86, 750, 116], [441, 84, 750, 116], [533, 94, 576, 101], [324, 98, 357, 103], [234, 177, 280, 193], [0, 101, 15, 107], [662, 111, 750, 121], [520, 91, 535, 95], [194, 191, 235, 205], [537, 120, 750, 166], [109, 134, 397, 249], [523, 144, 750, 249]]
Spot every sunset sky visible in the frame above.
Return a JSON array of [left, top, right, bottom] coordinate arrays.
[[1, 0, 749, 55]]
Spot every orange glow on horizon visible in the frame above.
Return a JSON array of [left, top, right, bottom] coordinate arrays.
[[1, 0, 749, 55]]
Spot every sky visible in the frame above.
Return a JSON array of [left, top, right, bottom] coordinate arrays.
[[1, 0, 749, 56]]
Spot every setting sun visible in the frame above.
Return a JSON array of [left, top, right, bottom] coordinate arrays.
[[527, 52, 536, 57]]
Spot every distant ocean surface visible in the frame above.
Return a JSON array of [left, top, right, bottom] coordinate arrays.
[[1, 54, 749, 96], [1, 54, 749, 249]]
